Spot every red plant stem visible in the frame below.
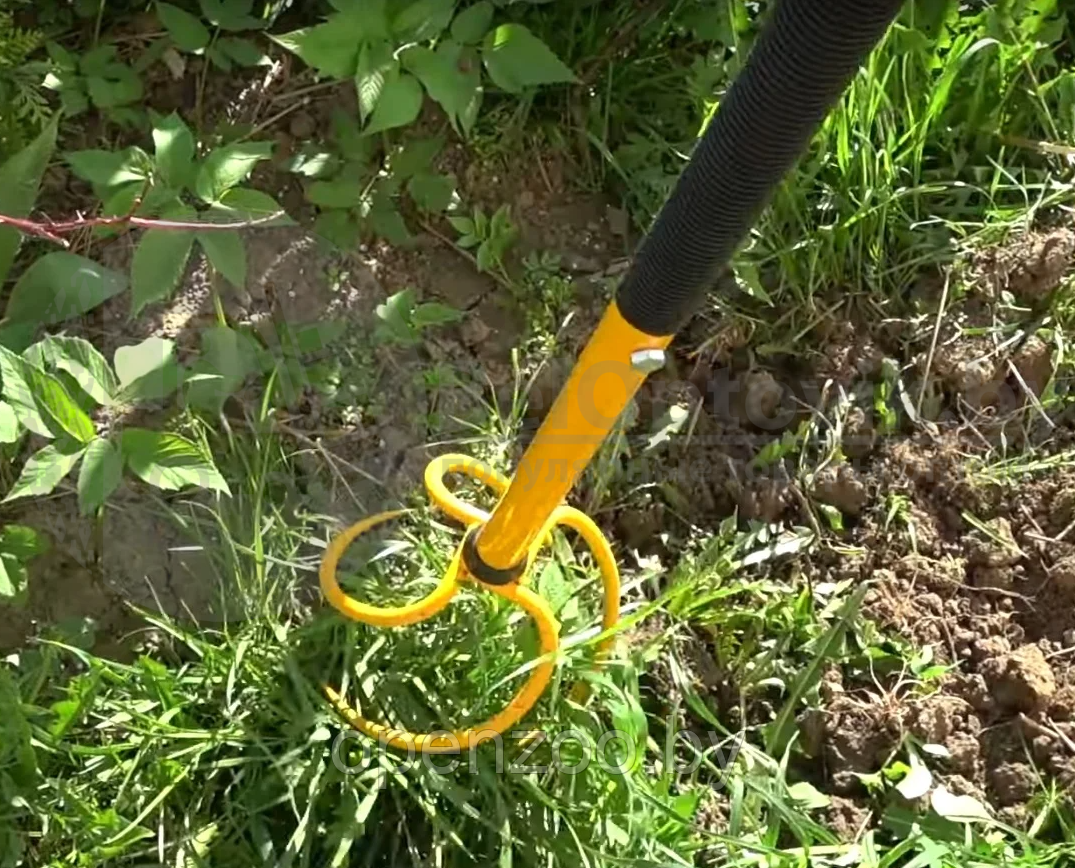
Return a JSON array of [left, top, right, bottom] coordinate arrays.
[[0, 210, 288, 249]]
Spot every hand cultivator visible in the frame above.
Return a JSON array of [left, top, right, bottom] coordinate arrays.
[[320, 0, 904, 752]]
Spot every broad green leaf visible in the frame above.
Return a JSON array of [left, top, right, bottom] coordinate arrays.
[[0, 117, 58, 284], [407, 172, 455, 212], [389, 136, 443, 179], [0, 346, 94, 442], [77, 438, 123, 515], [0, 402, 17, 443], [5, 253, 127, 326], [0, 525, 45, 599], [185, 326, 256, 412], [332, 109, 376, 163], [199, 0, 263, 30], [0, 525, 47, 561], [194, 142, 274, 204], [65, 147, 152, 193], [121, 428, 230, 494], [355, 41, 395, 123], [270, 10, 379, 79], [451, 1, 492, 43], [306, 179, 365, 209], [79, 44, 120, 76], [157, 2, 211, 51], [86, 64, 144, 108], [392, 0, 455, 40], [403, 43, 465, 114], [482, 24, 575, 93], [217, 37, 267, 66], [447, 215, 474, 235], [313, 210, 361, 249], [36, 335, 118, 405], [411, 301, 461, 328], [206, 43, 234, 71], [4, 443, 86, 502], [0, 347, 47, 436], [291, 320, 347, 353], [364, 71, 423, 135], [151, 111, 196, 189], [198, 230, 246, 287], [131, 226, 195, 314], [211, 188, 293, 224], [114, 337, 182, 402], [0, 557, 23, 600], [404, 41, 481, 134], [367, 196, 412, 245]]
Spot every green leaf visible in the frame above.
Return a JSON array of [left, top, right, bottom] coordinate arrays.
[[412, 301, 462, 328], [217, 36, 267, 66], [389, 136, 443, 179], [185, 326, 255, 412], [198, 230, 246, 287], [194, 141, 274, 203], [4, 253, 127, 326], [0, 117, 58, 284], [86, 64, 144, 108], [305, 178, 365, 209], [482, 24, 575, 93], [131, 227, 195, 314], [65, 147, 152, 193], [0, 525, 46, 599], [157, 2, 211, 51], [392, 0, 455, 40], [0, 556, 25, 601], [121, 428, 230, 494], [375, 288, 417, 343], [206, 43, 234, 71], [0, 346, 95, 443], [363, 71, 423, 135], [332, 109, 375, 163], [0, 402, 18, 443], [114, 337, 182, 402], [355, 41, 395, 123], [403, 42, 482, 132], [4, 443, 86, 502], [0, 525, 47, 562], [367, 196, 412, 245], [407, 172, 455, 212], [447, 215, 474, 235], [451, 1, 493, 43], [151, 111, 196, 189], [211, 188, 293, 224], [313, 210, 361, 249], [77, 438, 124, 515], [270, 9, 383, 79], [291, 320, 347, 353], [199, 0, 263, 30], [36, 335, 118, 405]]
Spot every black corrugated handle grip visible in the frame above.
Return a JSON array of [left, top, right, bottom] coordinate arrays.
[[616, 0, 905, 336]]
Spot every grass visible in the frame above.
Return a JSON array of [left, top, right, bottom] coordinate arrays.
[[4, 0, 1075, 865]]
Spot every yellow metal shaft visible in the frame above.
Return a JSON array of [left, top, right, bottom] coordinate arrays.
[[475, 301, 672, 571]]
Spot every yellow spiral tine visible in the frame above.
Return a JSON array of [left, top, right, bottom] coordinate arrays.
[[322, 454, 621, 752], [319, 510, 459, 628]]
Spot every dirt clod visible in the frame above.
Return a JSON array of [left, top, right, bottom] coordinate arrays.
[[982, 644, 1057, 713], [812, 465, 868, 517], [990, 763, 1037, 806]]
